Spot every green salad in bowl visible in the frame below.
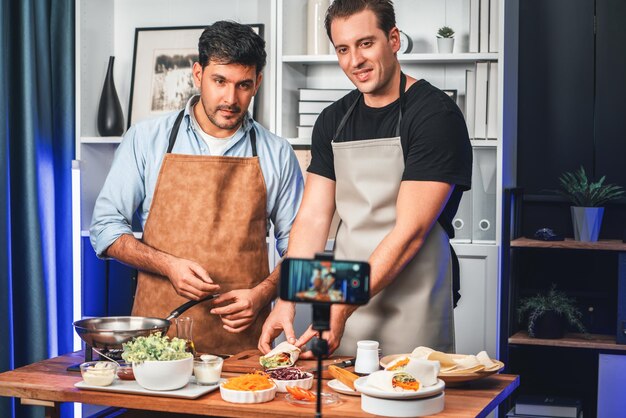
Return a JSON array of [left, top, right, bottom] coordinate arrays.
[[122, 332, 192, 363]]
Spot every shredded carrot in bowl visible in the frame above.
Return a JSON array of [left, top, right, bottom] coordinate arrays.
[[222, 371, 274, 391]]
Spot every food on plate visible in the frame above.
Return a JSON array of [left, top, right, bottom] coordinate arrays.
[[476, 351, 497, 369], [286, 386, 316, 401], [425, 351, 457, 370], [121, 332, 192, 363], [410, 346, 434, 359], [265, 366, 310, 380], [452, 354, 482, 371], [328, 365, 359, 391], [259, 341, 300, 369], [384, 358, 439, 387], [80, 361, 117, 386], [366, 370, 421, 392], [116, 363, 135, 380], [222, 371, 275, 391]]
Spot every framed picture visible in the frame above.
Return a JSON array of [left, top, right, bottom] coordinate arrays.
[[442, 89, 458, 103], [128, 24, 264, 128]]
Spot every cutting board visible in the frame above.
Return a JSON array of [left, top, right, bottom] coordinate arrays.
[[222, 349, 354, 379]]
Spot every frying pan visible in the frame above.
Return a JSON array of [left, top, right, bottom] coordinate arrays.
[[73, 295, 218, 350]]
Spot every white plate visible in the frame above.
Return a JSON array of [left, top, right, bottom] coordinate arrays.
[[354, 377, 445, 400], [327, 379, 360, 396], [75, 376, 223, 399]]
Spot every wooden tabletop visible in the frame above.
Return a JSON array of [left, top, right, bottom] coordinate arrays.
[[0, 351, 519, 418]]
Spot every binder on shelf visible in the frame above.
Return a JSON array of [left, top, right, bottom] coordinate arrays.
[[297, 126, 314, 138], [465, 69, 476, 139], [486, 61, 498, 139], [471, 147, 496, 244], [489, 0, 499, 52], [479, 0, 490, 52], [299, 101, 333, 114], [474, 62, 489, 139], [451, 189, 472, 243], [469, 0, 480, 52], [299, 113, 319, 126], [299, 88, 351, 101], [515, 395, 582, 418]]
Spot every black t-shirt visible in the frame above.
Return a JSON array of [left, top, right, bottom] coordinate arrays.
[[308, 79, 472, 238]]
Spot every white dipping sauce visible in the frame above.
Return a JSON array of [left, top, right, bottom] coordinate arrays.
[[82, 363, 116, 386], [194, 355, 222, 385]]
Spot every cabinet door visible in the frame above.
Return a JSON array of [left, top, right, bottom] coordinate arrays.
[[517, 0, 595, 194], [453, 244, 499, 356]]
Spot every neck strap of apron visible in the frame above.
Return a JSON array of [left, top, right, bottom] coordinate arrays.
[[333, 72, 407, 142], [166, 109, 258, 156]]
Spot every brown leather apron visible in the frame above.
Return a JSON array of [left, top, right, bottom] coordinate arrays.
[[131, 111, 270, 355], [331, 75, 455, 355]]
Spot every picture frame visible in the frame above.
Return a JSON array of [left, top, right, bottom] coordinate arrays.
[[442, 89, 458, 103], [128, 24, 264, 128]]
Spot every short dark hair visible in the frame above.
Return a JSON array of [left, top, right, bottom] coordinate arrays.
[[198, 21, 266, 75], [325, 0, 396, 43]]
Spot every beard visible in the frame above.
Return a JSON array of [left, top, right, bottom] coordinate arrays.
[[201, 98, 246, 131]]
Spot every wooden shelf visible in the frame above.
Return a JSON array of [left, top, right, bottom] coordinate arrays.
[[283, 52, 499, 65], [509, 331, 626, 351], [511, 237, 626, 251]]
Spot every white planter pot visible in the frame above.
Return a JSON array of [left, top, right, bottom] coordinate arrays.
[[571, 206, 604, 242], [437, 38, 454, 53]]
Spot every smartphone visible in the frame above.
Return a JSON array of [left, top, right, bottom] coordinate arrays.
[[280, 257, 370, 305]]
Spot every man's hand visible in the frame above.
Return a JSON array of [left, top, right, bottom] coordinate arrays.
[[258, 300, 297, 354], [210, 289, 264, 333], [298, 305, 352, 359], [165, 257, 220, 300]]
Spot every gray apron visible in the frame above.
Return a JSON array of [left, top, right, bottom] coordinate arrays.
[[332, 74, 455, 355]]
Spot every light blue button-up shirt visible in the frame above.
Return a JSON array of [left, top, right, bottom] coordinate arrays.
[[90, 96, 304, 258]]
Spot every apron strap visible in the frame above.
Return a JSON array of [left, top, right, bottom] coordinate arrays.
[[250, 126, 258, 157], [167, 110, 186, 153], [450, 244, 461, 308]]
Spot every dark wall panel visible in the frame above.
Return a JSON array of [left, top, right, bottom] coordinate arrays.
[[517, 0, 595, 194]]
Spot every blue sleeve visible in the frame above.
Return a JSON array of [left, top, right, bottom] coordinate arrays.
[[270, 144, 304, 256], [89, 126, 147, 257]]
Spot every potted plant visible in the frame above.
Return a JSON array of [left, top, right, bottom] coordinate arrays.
[[122, 332, 193, 391], [556, 166, 625, 241], [517, 284, 587, 339], [436, 26, 455, 53]]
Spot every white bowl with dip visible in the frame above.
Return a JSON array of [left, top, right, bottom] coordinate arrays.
[[80, 361, 117, 387], [193, 355, 224, 386]]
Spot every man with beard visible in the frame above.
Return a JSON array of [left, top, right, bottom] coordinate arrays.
[[91, 21, 303, 354]]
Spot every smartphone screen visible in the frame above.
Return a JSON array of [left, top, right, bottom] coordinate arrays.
[[280, 257, 370, 305]]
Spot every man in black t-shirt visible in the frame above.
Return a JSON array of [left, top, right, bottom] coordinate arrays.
[[259, 0, 472, 356]]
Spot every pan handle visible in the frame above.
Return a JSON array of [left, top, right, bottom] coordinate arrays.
[[166, 294, 220, 321]]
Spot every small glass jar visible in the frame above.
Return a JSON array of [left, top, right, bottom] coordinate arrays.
[[80, 361, 117, 386], [193, 355, 224, 385]]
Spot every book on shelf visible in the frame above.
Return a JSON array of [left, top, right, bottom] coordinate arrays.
[[489, 0, 499, 52], [469, 0, 480, 52], [515, 395, 582, 418], [464, 69, 476, 139], [297, 126, 313, 138], [486, 61, 498, 139], [506, 407, 583, 418], [473, 62, 489, 139], [299, 113, 319, 126], [299, 88, 351, 101], [479, 0, 490, 52], [299, 101, 333, 114]]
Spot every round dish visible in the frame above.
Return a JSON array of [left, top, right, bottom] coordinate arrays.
[[219, 383, 277, 404], [354, 376, 445, 400], [327, 379, 360, 396], [80, 361, 117, 387], [271, 373, 313, 393], [285, 391, 340, 406]]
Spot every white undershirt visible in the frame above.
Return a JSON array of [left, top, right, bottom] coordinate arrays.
[[190, 106, 240, 156]]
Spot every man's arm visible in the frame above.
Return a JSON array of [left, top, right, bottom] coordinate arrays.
[[105, 234, 219, 301], [258, 173, 337, 353], [297, 180, 454, 357]]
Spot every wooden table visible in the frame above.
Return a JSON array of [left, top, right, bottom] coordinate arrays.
[[0, 351, 519, 418]]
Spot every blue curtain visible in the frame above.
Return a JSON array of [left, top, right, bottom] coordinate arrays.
[[0, 0, 75, 417]]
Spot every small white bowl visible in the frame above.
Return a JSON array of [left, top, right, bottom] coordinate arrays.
[[220, 383, 277, 404], [80, 361, 117, 387], [132, 357, 193, 391], [271, 373, 314, 393]]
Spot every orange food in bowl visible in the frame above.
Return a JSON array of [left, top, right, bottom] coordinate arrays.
[[222, 371, 274, 391]]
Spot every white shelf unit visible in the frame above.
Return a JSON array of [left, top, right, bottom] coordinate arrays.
[[275, 0, 518, 358]]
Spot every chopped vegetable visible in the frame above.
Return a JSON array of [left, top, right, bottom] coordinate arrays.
[[286, 386, 316, 401], [121, 332, 192, 363], [222, 371, 274, 391], [387, 357, 410, 371], [392, 373, 420, 391], [260, 352, 292, 369], [265, 367, 310, 380]]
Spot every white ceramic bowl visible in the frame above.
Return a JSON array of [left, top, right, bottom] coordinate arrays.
[[271, 373, 314, 393], [79, 361, 117, 387], [132, 357, 193, 391], [220, 383, 277, 404]]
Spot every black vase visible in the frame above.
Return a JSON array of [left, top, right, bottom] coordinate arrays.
[[533, 310, 566, 339], [97, 56, 124, 136]]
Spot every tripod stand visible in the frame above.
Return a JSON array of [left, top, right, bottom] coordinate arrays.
[[311, 303, 330, 418]]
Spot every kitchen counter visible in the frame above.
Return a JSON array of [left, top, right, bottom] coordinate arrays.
[[0, 351, 519, 418]]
